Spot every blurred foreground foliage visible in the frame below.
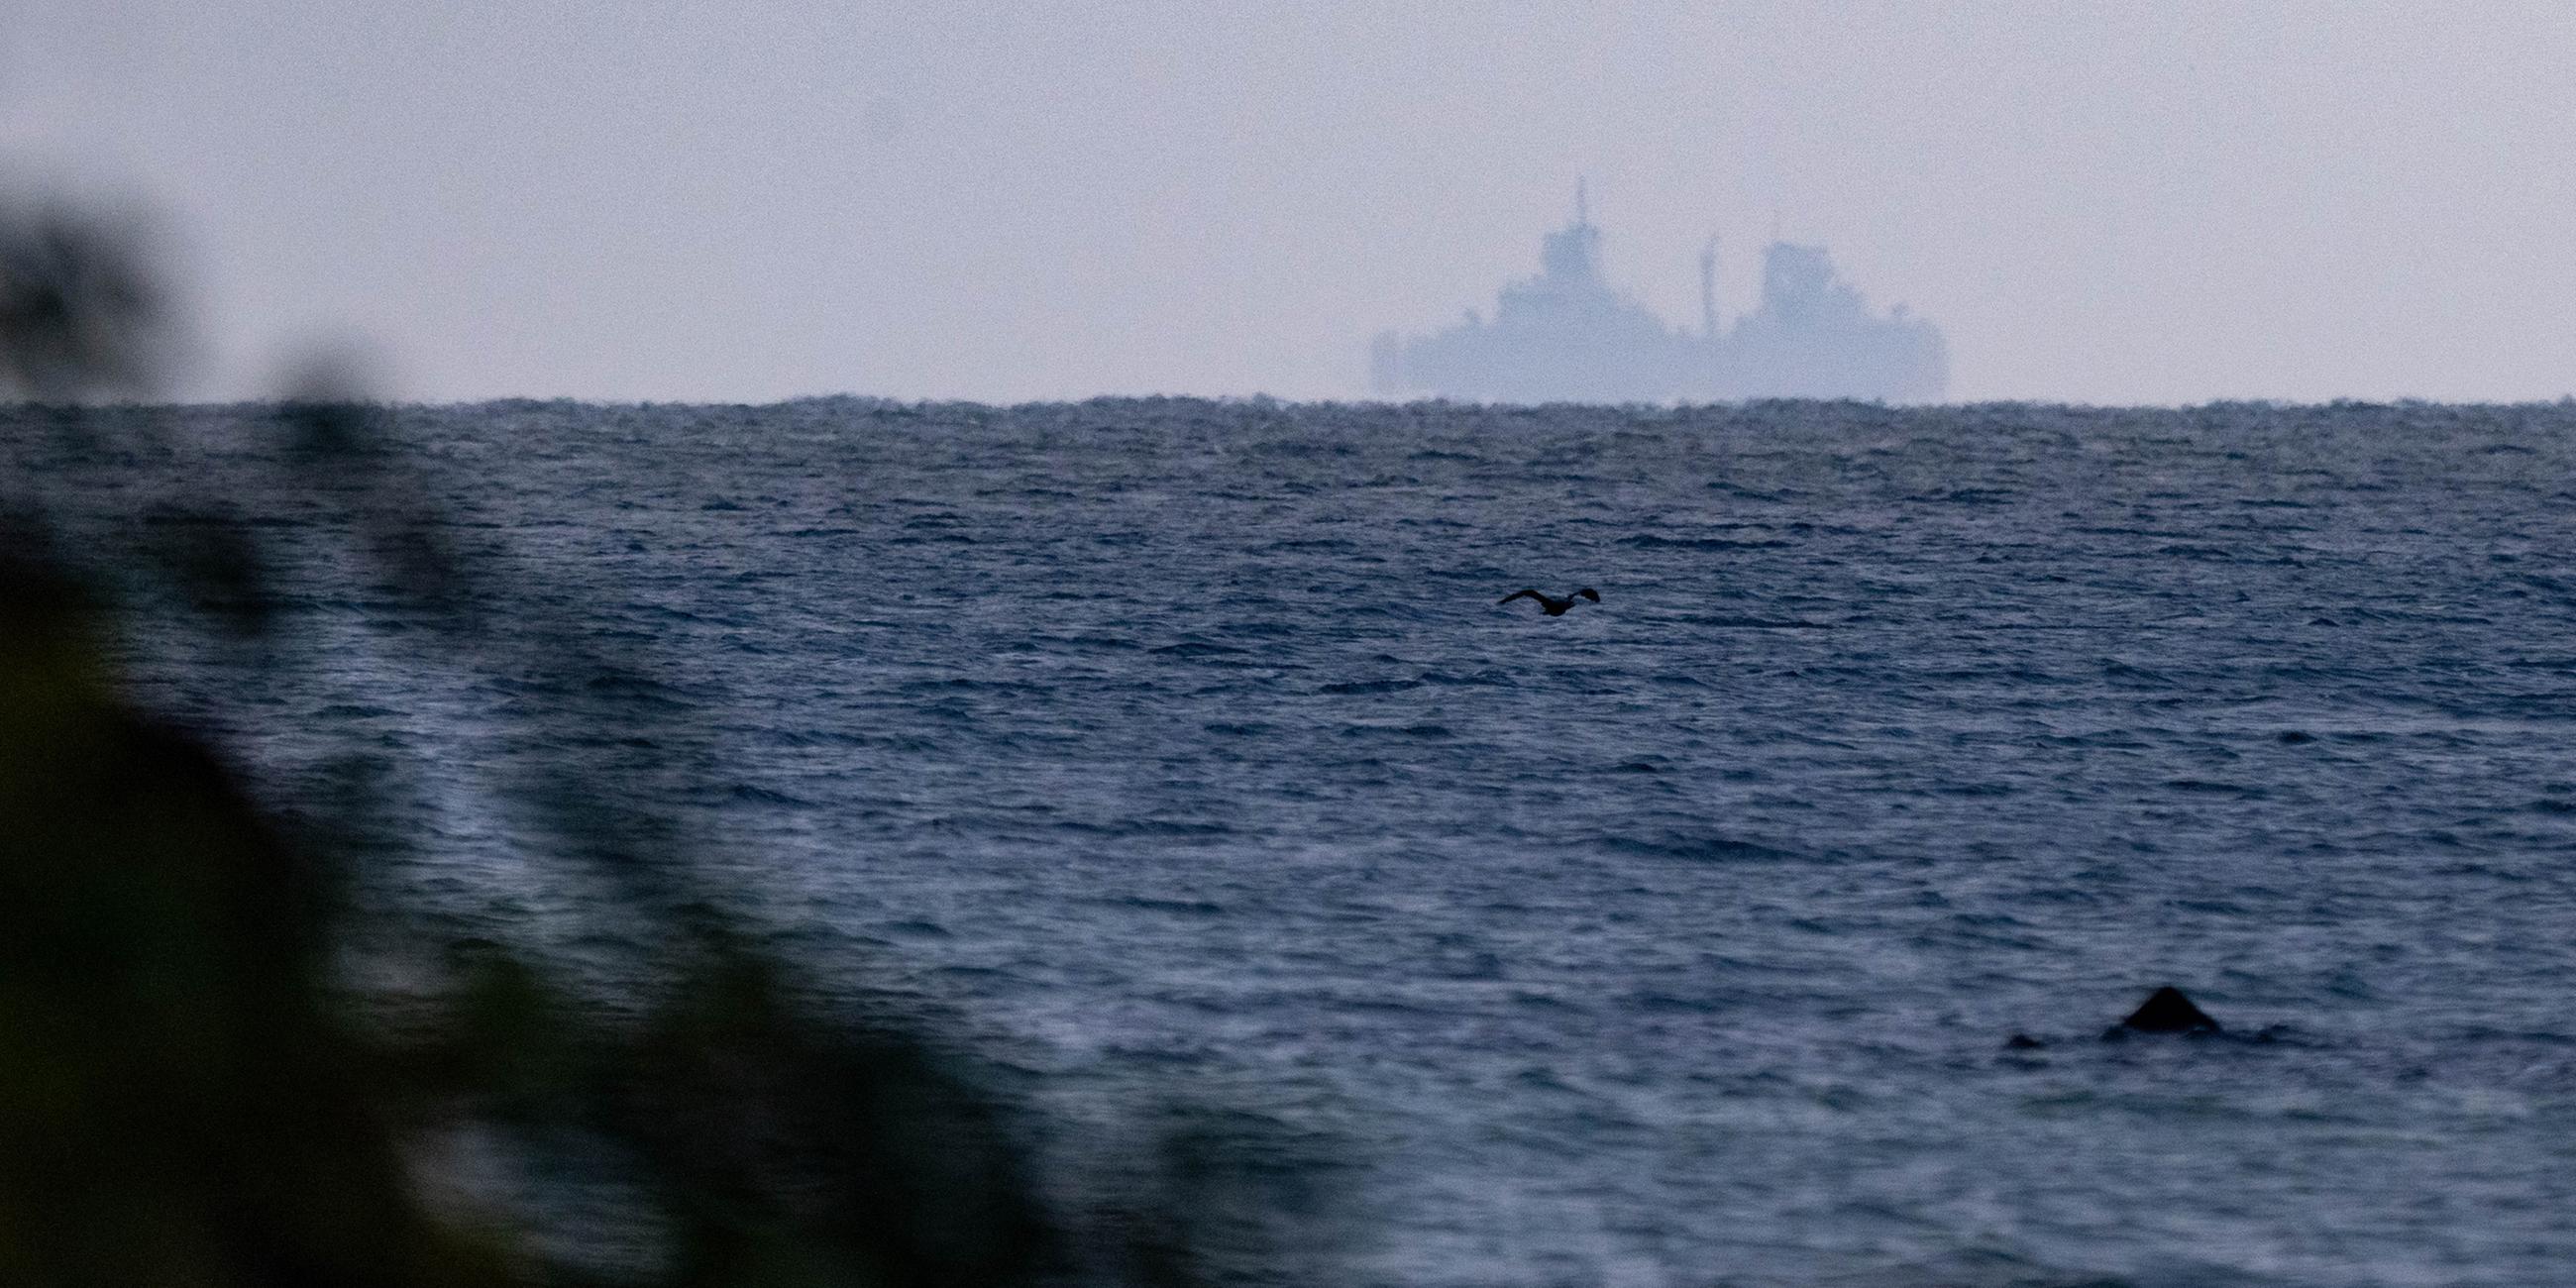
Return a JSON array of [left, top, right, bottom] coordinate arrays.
[[2, 204, 1325, 1286]]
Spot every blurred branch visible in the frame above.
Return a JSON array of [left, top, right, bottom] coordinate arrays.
[[0, 203, 166, 400], [2, 197, 1340, 1286]]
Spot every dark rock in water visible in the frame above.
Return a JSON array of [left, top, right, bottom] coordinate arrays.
[[2107, 985, 2222, 1037]]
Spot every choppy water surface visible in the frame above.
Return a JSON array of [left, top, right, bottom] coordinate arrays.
[[35, 398, 2576, 1285]]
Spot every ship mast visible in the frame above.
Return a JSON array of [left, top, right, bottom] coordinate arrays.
[[1699, 236, 1720, 340]]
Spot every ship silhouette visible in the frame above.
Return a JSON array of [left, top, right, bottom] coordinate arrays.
[[1371, 184, 1947, 403]]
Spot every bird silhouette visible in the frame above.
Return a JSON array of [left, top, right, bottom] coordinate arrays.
[[1499, 588, 1600, 616]]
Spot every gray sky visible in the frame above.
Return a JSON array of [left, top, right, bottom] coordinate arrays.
[[10, 1, 2576, 404]]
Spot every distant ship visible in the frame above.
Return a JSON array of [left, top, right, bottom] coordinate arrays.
[[1371, 185, 1947, 403]]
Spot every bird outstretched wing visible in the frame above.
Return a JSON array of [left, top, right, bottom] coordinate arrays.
[[1499, 589, 1542, 605]]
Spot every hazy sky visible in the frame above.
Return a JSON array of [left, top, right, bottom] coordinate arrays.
[[10, 2, 2576, 404]]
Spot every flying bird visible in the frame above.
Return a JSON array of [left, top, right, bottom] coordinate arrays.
[[1499, 588, 1600, 616]]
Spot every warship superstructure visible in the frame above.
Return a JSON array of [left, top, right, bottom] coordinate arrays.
[[1371, 187, 1947, 403]]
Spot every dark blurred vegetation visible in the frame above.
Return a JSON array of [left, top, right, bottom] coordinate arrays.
[[2, 202, 1329, 1286]]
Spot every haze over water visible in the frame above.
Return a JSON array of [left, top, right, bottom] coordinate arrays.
[[15, 2, 2576, 404], [32, 395, 2576, 1287], [18, 4, 2576, 1282]]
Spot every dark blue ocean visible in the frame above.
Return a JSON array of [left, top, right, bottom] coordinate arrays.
[[28, 397, 2576, 1286]]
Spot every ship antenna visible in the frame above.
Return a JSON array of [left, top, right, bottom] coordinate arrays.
[[1576, 176, 1589, 228], [1700, 236, 1720, 340]]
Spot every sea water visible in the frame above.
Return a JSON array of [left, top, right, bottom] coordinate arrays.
[[19, 397, 2576, 1286]]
